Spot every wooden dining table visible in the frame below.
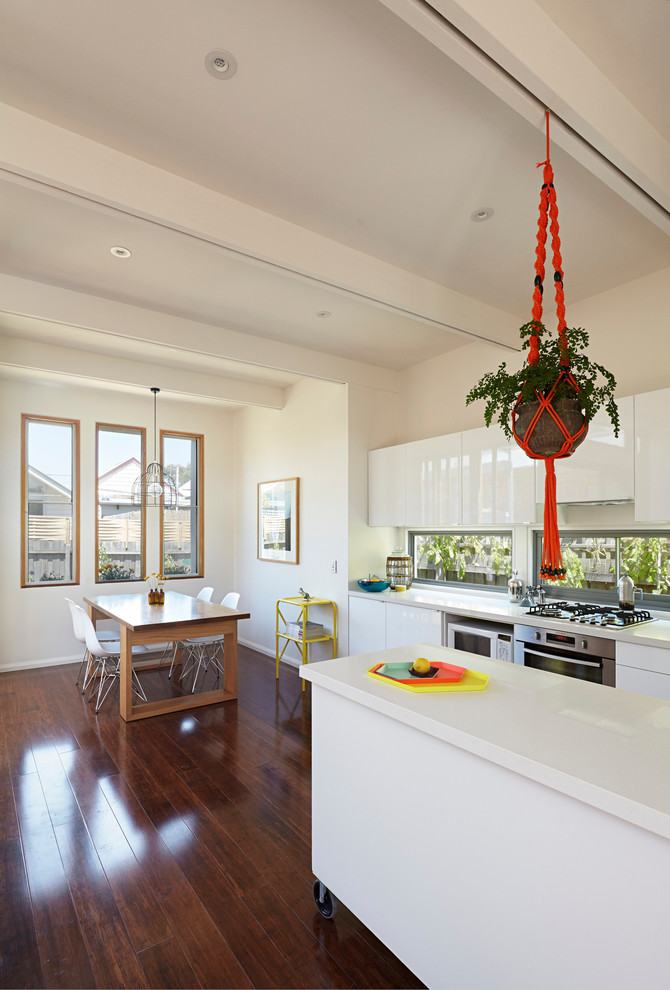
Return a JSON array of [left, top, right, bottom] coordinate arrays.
[[83, 591, 250, 721]]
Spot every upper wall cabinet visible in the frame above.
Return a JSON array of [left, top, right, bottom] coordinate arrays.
[[635, 388, 670, 522], [462, 426, 535, 525], [405, 434, 461, 528], [536, 395, 635, 505], [369, 445, 406, 526]]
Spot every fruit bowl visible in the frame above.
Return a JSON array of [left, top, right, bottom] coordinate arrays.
[[358, 579, 390, 592]]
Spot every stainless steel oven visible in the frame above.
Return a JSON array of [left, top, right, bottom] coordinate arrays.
[[515, 624, 616, 686]]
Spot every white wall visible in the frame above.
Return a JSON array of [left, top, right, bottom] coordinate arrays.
[[399, 265, 670, 444], [568, 266, 670, 398], [347, 382, 403, 585], [233, 378, 349, 661], [1, 379, 235, 670]]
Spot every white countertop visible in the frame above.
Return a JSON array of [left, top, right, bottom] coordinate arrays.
[[302, 643, 670, 841], [349, 585, 670, 648]]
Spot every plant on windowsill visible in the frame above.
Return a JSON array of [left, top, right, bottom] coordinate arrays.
[[99, 562, 135, 581], [465, 320, 620, 455], [163, 553, 190, 575]]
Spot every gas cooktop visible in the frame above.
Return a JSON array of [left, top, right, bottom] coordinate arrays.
[[524, 601, 655, 627]]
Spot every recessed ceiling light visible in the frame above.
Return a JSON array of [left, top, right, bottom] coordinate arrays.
[[470, 207, 494, 222], [204, 49, 237, 80], [110, 246, 132, 258], [316, 311, 331, 318]]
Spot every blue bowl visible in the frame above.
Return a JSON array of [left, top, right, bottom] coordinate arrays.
[[358, 579, 390, 592]]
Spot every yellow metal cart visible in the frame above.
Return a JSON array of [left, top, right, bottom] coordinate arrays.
[[276, 596, 337, 690]]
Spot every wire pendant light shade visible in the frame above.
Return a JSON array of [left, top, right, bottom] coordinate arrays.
[[131, 387, 178, 508]]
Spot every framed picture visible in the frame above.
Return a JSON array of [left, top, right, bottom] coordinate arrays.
[[257, 478, 299, 564]]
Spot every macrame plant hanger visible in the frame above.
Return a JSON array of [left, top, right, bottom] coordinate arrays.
[[511, 110, 588, 580]]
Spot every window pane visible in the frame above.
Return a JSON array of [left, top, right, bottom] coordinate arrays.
[[162, 433, 201, 576], [543, 536, 616, 592], [620, 536, 670, 597], [537, 532, 670, 608], [25, 418, 77, 585], [97, 426, 143, 582], [412, 532, 512, 588], [163, 436, 196, 503]]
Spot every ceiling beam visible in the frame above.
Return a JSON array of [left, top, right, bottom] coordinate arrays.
[[0, 274, 403, 393], [0, 102, 520, 351], [0, 334, 290, 409], [378, 0, 670, 230]]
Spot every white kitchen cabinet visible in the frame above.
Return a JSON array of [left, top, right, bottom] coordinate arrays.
[[616, 641, 670, 700], [348, 596, 442, 655], [461, 425, 534, 525], [536, 395, 634, 505], [348, 595, 386, 654], [404, 433, 461, 527], [368, 444, 405, 526], [384, 601, 442, 648], [635, 387, 670, 522]]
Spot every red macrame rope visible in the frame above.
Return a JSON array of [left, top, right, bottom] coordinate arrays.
[[513, 110, 588, 580], [542, 460, 563, 576]]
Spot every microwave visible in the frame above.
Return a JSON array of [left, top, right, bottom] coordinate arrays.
[[447, 620, 514, 663]]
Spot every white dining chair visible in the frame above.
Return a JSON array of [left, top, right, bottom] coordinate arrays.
[[66, 597, 119, 693], [160, 586, 215, 675], [78, 606, 149, 713], [179, 592, 240, 693]]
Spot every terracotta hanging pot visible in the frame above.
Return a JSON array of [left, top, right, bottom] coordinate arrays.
[[514, 397, 587, 458]]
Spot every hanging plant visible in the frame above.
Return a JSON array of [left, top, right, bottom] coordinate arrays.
[[466, 320, 619, 451], [465, 110, 620, 580]]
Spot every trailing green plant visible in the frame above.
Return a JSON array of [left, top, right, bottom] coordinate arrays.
[[621, 537, 670, 594], [163, 553, 190, 575], [420, 534, 511, 582], [465, 320, 620, 441]]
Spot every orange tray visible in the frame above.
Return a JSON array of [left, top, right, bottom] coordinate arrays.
[[368, 660, 489, 693], [371, 660, 465, 685]]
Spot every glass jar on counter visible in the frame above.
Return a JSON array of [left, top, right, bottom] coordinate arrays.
[[386, 549, 413, 591]]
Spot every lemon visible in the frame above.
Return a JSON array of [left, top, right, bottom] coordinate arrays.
[[412, 657, 431, 675]]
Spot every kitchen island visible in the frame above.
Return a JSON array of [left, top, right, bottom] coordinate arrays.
[[302, 644, 670, 989]]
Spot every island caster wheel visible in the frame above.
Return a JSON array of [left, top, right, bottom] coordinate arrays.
[[313, 879, 338, 918]]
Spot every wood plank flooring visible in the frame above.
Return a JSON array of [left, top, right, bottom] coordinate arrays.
[[0, 647, 424, 990]]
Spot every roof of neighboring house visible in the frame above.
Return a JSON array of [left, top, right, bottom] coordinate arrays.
[[98, 457, 141, 485], [28, 465, 71, 498]]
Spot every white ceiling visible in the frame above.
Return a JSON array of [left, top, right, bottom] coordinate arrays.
[[0, 0, 668, 403]]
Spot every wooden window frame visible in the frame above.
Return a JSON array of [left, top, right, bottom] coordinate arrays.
[[21, 413, 80, 588], [95, 422, 147, 585], [160, 430, 204, 580]]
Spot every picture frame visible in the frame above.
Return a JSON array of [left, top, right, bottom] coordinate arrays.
[[257, 477, 299, 564]]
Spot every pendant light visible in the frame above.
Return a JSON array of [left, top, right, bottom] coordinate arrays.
[[131, 387, 178, 508]]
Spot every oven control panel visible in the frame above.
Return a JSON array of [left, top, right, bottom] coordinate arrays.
[[516, 624, 616, 659]]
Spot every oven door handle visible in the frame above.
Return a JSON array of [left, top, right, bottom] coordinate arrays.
[[522, 647, 601, 668]]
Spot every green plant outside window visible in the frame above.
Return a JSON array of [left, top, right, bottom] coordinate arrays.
[[410, 532, 513, 589], [536, 532, 670, 607]]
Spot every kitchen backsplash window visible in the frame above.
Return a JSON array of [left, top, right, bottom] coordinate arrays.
[[534, 531, 670, 609], [410, 532, 512, 590]]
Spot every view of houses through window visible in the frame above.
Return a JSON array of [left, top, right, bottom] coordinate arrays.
[[23, 415, 78, 586], [161, 432, 202, 577], [96, 425, 145, 583]]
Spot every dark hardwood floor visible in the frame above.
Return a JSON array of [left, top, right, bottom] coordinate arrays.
[[0, 647, 424, 990]]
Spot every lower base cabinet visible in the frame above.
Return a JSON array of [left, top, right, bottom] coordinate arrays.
[[616, 642, 670, 701], [348, 596, 442, 655]]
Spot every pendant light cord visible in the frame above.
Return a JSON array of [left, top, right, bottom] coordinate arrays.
[[151, 387, 159, 463]]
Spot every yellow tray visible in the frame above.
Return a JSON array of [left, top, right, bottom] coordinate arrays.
[[368, 663, 489, 693]]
